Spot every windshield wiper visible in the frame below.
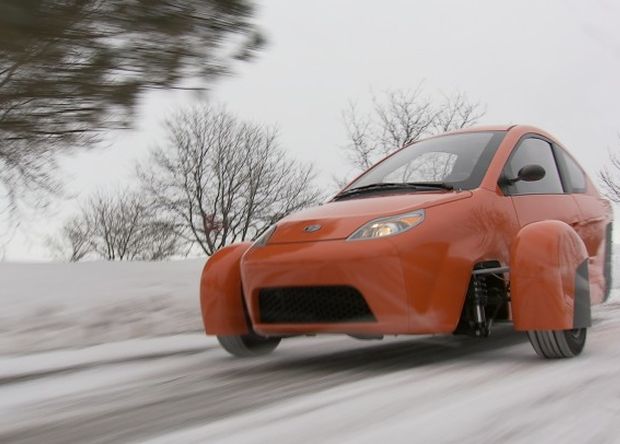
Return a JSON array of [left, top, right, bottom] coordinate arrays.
[[404, 182, 454, 191], [333, 182, 453, 201]]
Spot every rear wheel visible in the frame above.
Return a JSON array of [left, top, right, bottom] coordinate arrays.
[[526, 328, 587, 359], [217, 332, 281, 357], [603, 223, 613, 302]]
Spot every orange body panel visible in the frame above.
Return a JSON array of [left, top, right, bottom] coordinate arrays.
[[199, 124, 613, 337], [571, 193, 612, 304], [200, 242, 252, 335], [510, 221, 589, 331], [240, 188, 519, 336]]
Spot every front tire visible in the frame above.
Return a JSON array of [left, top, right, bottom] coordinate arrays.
[[526, 328, 587, 359], [217, 332, 281, 357]]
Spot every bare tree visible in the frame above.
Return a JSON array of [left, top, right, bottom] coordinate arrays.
[[50, 190, 181, 261], [433, 92, 486, 133], [374, 88, 437, 151], [138, 106, 323, 256], [342, 88, 485, 173], [47, 219, 92, 262], [599, 139, 620, 202]]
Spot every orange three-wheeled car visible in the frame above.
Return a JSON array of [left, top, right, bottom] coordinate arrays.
[[200, 125, 613, 359]]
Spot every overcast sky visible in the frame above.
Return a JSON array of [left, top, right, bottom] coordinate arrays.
[[4, 0, 620, 260]]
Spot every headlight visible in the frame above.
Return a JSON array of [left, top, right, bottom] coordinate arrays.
[[253, 225, 277, 247], [347, 210, 425, 240]]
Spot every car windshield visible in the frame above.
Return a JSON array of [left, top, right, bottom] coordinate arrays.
[[344, 131, 506, 192]]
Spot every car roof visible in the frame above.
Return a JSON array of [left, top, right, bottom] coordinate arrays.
[[445, 124, 557, 138], [433, 124, 562, 145], [401, 124, 561, 154], [448, 124, 516, 133]]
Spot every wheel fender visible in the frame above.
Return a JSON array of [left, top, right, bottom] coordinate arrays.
[[511, 220, 591, 331], [200, 242, 252, 335]]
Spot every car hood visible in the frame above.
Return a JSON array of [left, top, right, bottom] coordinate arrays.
[[268, 191, 473, 244]]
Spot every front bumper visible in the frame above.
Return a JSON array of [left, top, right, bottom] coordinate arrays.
[[241, 238, 410, 336]]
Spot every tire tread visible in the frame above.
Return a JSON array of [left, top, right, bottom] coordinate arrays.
[[527, 329, 586, 359], [217, 334, 281, 358]]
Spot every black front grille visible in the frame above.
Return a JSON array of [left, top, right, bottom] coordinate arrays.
[[259, 286, 376, 324]]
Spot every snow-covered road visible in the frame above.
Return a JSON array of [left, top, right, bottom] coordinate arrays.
[[1, 300, 619, 444]]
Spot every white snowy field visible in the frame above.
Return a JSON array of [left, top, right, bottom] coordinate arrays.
[[0, 259, 205, 354], [0, 252, 619, 443]]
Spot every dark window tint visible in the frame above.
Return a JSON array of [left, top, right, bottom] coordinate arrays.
[[556, 147, 587, 193], [503, 138, 563, 195]]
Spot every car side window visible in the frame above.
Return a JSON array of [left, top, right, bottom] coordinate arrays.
[[555, 147, 587, 193], [503, 138, 564, 195]]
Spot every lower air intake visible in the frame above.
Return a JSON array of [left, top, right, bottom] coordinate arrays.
[[259, 286, 376, 324]]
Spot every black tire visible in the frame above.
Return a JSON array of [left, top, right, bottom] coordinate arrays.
[[526, 328, 587, 359], [217, 332, 281, 357], [603, 223, 613, 303]]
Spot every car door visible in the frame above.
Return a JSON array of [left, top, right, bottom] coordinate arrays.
[[553, 145, 611, 303], [500, 136, 582, 230], [553, 145, 610, 257]]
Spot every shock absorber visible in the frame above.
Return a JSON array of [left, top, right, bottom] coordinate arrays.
[[472, 275, 490, 337]]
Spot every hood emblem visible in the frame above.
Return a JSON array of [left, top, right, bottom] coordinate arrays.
[[304, 224, 322, 233]]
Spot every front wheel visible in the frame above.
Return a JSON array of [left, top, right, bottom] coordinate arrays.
[[217, 333, 281, 357], [526, 328, 587, 359]]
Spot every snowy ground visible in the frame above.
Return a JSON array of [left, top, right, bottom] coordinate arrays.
[[0, 259, 204, 354], [0, 255, 619, 443]]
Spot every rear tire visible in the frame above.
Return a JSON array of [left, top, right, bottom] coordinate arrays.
[[603, 223, 613, 302], [526, 328, 587, 359], [217, 332, 281, 357]]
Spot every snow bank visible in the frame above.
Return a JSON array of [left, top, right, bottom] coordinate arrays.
[[0, 259, 205, 355]]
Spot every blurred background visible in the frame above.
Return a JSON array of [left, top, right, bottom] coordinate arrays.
[[2, 0, 620, 260], [1, 1, 620, 443]]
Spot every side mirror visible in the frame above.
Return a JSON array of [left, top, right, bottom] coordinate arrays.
[[516, 164, 546, 182], [500, 164, 546, 186]]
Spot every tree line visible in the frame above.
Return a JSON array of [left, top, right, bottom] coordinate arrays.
[[5, 2, 617, 262], [48, 89, 485, 261]]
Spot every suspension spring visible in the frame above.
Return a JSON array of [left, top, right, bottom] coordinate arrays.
[[472, 276, 490, 337]]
